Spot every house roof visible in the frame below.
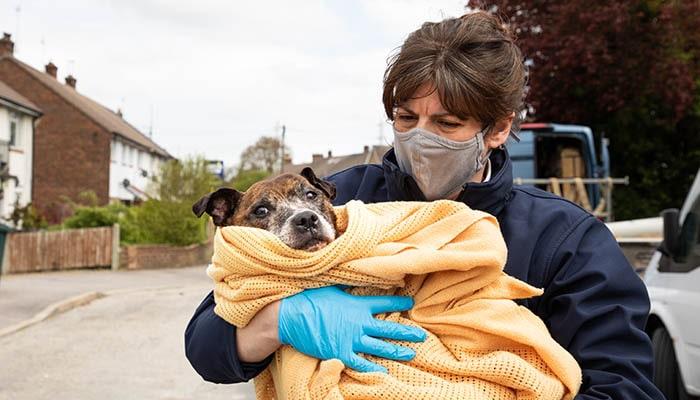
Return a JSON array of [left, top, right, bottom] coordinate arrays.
[[0, 79, 41, 115], [284, 145, 391, 178], [1, 56, 171, 158]]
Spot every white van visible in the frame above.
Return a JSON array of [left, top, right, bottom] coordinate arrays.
[[645, 169, 700, 400]]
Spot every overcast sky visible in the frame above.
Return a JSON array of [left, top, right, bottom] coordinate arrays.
[[1, 0, 468, 169]]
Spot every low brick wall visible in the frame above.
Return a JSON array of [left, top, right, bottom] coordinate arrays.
[[119, 242, 213, 270]]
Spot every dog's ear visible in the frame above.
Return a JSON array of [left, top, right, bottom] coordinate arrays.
[[301, 167, 336, 200], [192, 187, 242, 226], [192, 194, 212, 218]]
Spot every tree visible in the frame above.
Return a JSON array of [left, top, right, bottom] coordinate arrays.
[[473, 0, 700, 219], [239, 136, 290, 174], [121, 155, 222, 245], [150, 156, 221, 205], [229, 169, 271, 192]]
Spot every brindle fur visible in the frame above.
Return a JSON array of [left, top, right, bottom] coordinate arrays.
[[193, 168, 337, 251]]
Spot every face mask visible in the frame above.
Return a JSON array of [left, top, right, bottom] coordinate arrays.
[[393, 126, 490, 200]]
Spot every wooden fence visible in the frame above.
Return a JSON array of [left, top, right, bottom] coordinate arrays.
[[2, 225, 119, 274]]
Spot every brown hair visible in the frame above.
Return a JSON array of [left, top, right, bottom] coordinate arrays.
[[383, 11, 526, 135]]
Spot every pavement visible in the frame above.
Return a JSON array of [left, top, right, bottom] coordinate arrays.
[[0, 266, 256, 399], [0, 266, 210, 331]]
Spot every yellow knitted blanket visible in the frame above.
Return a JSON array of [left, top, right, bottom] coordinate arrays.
[[208, 200, 581, 400]]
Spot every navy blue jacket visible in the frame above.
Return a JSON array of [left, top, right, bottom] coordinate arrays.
[[185, 148, 664, 400]]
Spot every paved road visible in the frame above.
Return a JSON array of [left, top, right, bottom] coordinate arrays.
[[0, 275, 256, 399], [0, 266, 211, 330]]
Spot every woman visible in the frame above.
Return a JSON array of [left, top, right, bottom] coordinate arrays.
[[185, 12, 663, 399]]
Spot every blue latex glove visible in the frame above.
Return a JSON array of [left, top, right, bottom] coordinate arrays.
[[278, 286, 427, 373]]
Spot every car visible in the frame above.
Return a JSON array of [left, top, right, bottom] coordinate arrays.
[[644, 168, 700, 400]]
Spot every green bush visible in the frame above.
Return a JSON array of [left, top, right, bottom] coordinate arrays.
[[62, 203, 128, 229], [122, 200, 207, 246], [9, 202, 48, 231], [60, 200, 206, 246]]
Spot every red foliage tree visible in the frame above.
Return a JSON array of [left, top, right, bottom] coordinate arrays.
[[474, 0, 698, 123], [472, 0, 700, 219]]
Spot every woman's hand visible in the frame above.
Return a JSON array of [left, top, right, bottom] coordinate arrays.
[[236, 300, 282, 363], [278, 286, 427, 373]]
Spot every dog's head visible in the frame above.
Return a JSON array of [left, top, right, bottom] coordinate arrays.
[[193, 167, 337, 251]]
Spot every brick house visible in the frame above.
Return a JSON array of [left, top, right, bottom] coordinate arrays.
[[0, 33, 172, 223]]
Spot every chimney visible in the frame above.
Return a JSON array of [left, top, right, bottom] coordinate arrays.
[[312, 153, 323, 163], [65, 74, 77, 89], [116, 108, 123, 118], [45, 62, 57, 78], [363, 145, 370, 154], [327, 150, 332, 158], [0, 33, 14, 57]]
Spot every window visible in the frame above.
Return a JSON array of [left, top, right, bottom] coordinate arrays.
[[674, 196, 700, 265], [662, 194, 700, 273], [142, 152, 150, 171], [9, 112, 19, 147], [121, 143, 127, 165]]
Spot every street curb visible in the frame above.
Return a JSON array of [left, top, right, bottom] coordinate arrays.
[[0, 284, 200, 338], [103, 285, 192, 296], [0, 291, 105, 338]]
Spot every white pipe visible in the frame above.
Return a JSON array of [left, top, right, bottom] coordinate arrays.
[[605, 217, 662, 243]]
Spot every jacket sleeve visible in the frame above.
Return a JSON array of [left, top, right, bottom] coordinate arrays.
[[536, 216, 665, 400], [184, 291, 273, 383]]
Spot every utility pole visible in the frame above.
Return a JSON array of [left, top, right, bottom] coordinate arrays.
[[14, 5, 21, 54], [279, 124, 286, 174], [40, 37, 46, 63], [149, 105, 154, 138]]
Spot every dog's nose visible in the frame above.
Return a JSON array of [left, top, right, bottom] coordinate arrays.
[[293, 211, 319, 231]]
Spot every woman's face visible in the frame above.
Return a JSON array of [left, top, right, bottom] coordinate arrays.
[[393, 83, 513, 149], [393, 83, 514, 188]]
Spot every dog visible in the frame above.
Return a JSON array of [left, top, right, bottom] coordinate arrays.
[[192, 167, 338, 251]]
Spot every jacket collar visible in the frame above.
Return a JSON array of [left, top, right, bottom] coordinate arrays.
[[382, 147, 513, 215]]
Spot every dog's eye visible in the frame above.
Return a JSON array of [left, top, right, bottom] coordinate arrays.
[[306, 191, 318, 200], [253, 206, 269, 217]]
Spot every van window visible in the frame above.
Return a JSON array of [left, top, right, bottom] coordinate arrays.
[[675, 196, 700, 262], [535, 135, 588, 179], [667, 194, 700, 272]]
